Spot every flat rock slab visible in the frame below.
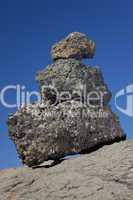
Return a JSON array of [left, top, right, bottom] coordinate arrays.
[[0, 141, 133, 200]]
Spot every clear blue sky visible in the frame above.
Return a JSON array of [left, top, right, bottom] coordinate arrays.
[[0, 0, 133, 169]]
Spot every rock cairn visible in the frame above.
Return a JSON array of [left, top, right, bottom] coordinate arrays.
[[7, 32, 126, 167]]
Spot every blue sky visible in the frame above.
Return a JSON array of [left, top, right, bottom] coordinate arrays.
[[0, 0, 133, 169]]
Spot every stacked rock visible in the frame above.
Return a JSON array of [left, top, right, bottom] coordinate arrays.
[[8, 32, 126, 167]]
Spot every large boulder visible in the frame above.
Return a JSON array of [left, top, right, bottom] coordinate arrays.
[[8, 101, 126, 167], [0, 141, 133, 200], [51, 32, 96, 61]]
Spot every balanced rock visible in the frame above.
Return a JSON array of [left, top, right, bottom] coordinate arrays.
[[7, 32, 126, 167], [51, 32, 96, 61]]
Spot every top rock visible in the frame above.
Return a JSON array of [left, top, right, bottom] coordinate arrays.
[[51, 32, 96, 61]]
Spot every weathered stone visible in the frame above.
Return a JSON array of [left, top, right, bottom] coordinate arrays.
[[36, 59, 111, 105], [7, 32, 126, 168], [51, 32, 96, 61], [0, 141, 133, 200], [8, 101, 126, 167]]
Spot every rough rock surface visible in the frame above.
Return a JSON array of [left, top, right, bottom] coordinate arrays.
[[0, 141, 133, 200], [7, 32, 126, 167], [7, 102, 125, 167], [51, 32, 96, 61], [36, 59, 111, 105]]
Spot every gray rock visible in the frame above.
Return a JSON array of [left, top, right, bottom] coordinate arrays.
[[51, 32, 96, 61], [0, 140, 133, 200], [8, 101, 126, 167], [7, 32, 126, 168], [36, 59, 111, 105]]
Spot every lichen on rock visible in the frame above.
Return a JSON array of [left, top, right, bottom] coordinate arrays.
[[51, 32, 96, 61], [7, 32, 126, 167]]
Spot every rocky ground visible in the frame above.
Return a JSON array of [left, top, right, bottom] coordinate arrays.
[[0, 140, 133, 200]]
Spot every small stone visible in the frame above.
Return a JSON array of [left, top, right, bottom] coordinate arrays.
[[51, 32, 96, 61]]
